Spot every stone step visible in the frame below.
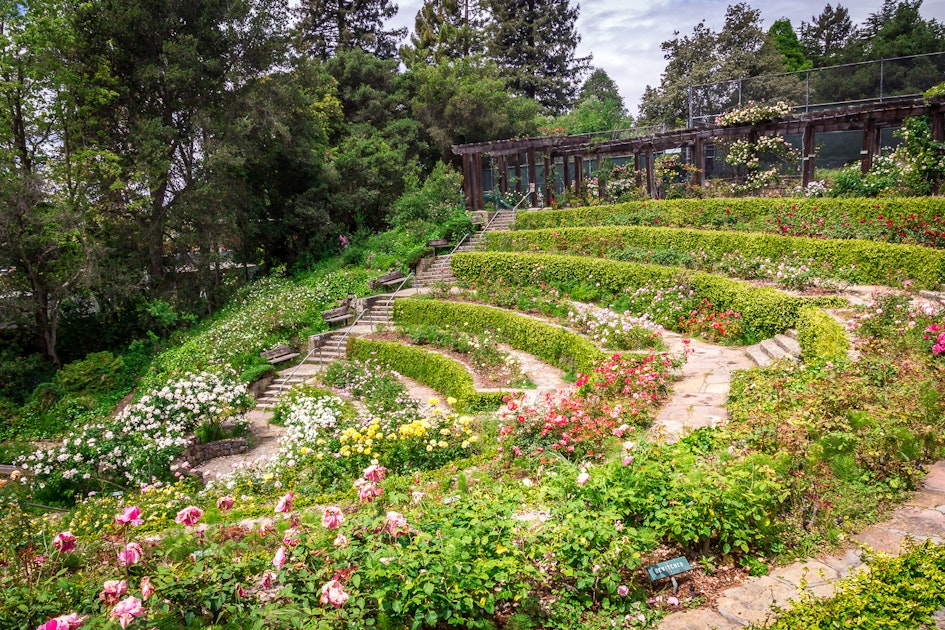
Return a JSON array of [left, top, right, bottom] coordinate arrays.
[[759, 338, 788, 361], [745, 344, 771, 367], [774, 333, 802, 356], [785, 328, 798, 340]]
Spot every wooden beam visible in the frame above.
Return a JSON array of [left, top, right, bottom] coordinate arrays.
[[645, 147, 656, 198], [597, 154, 605, 200], [514, 153, 522, 194], [563, 156, 571, 196], [574, 155, 584, 198], [634, 152, 643, 189], [694, 136, 705, 187], [861, 118, 876, 174], [543, 151, 553, 208], [462, 154, 474, 212], [498, 155, 508, 194]]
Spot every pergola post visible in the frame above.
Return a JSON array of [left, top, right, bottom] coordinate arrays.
[[462, 154, 475, 212], [563, 156, 571, 196], [527, 147, 538, 207], [861, 118, 877, 174], [597, 154, 605, 199], [574, 155, 584, 198], [498, 155, 508, 194], [694, 136, 706, 187], [802, 123, 816, 187], [543, 151, 553, 207], [645, 147, 656, 198], [634, 152, 643, 189], [514, 153, 522, 194], [474, 152, 485, 212]]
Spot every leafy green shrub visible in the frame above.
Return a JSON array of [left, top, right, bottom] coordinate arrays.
[[487, 226, 945, 288], [767, 540, 945, 629], [346, 337, 506, 412], [55, 351, 127, 395], [513, 197, 945, 248], [796, 306, 850, 363], [451, 252, 808, 338], [393, 297, 606, 375]]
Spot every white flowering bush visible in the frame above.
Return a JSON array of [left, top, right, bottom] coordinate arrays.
[[567, 304, 665, 350], [18, 369, 252, 501], [715, 100, 792, 126]]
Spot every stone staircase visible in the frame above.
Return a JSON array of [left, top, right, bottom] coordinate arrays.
[[414, 210, 517, 287], [745, 329, 802, 367]]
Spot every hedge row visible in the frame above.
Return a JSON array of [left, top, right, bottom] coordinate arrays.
[[393, 298, 606, 375], [795, 306, 851, 364], [451, 252, 820, 338], [346, 337, 505, 412], [513, 198, 945, 248], [485, 226, 945, 288]]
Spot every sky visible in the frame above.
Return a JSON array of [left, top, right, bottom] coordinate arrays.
[[387, 0, 945, 116]]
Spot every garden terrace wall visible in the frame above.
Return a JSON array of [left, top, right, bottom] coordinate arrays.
[[393, 298, 606, 375], [514, 198, 945, 248], [450, 252, 817, 338], [346, 337, 505, 412], [485, 226, 945, 288]]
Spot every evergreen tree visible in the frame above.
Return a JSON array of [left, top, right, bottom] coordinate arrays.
[[400, 0, 487, 67], [799, 3, 854, 67], [769, 18, 812, 72], [485, 0, 590, 114], [294, 0, 407, 60]]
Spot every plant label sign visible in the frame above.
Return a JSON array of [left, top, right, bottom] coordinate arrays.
[[646, 556, 691, 582]]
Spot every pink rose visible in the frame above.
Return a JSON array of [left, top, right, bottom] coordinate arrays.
[[333, 533, 349, 548], [115, 506, 143, 527], [576, 471, 590, 486], [99, 579, 128, 606], [319, 578, 349, 608], [617, 584, 630, 597], [140, 576, 154, 601], [363, 464, 386, 483], [282, 528, 300, 547], [354, 479, 382, 503], [117, 542, 142, 567], [174, 506, 203, 527], [216, 495, 235, 512], [321, 506, 344, 530], [273, 546, 287, 570], [385, 511, 409, 536], [36, 613, 85, 630], [110, 596, 145, 629], [275, 492, 294, 513], [621, 456, 634, 466], [53, 531, 76, 553], [259, 570, 276, 589]]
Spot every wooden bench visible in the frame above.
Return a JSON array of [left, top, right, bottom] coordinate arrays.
[[321, 305, 356, 326], [426, 239, 450, 250], [260, 344, 300, 364], [377, 269, 406, 288]]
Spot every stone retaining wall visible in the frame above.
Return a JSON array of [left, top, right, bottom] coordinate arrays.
[[176, 438, 248, 469]]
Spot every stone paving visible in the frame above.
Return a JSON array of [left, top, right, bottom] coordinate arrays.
[[656, 461, 945, 629]]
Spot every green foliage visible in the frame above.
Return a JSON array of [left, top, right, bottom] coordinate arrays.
[[487, 225, 945, 288], [55, 351, 126, 396], [451, 251, 809, 338], [796, 306, 850, 363], [347, 337, 506, 412], [393, 297, 605, 375], [766, 541, 945, 628], [390, 161, 465, 229], [514, 197, 945, 249]]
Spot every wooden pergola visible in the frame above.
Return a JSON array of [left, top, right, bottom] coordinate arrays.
[[452, 97, 945, 211]]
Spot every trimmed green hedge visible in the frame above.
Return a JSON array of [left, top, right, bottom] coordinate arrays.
[[486, 226, 945, 288], [346, 337, 506, 412], [795, 306, 851, 364], [514, 198, 945, 249], [451, 252, 812, 338], [393, 298, 606, 375]]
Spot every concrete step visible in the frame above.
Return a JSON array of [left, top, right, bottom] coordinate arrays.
[[785, 328, 798, 340], [759, 338, 788, 361], [745, 344, 771, 367]]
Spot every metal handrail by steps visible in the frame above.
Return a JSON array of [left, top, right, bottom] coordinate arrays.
[[444, 199, 526, 260], [274, 273, 414, 396]]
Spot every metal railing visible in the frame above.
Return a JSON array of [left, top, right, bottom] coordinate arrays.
[[688, 50, 945, 126], [275, 273, 414, 395]]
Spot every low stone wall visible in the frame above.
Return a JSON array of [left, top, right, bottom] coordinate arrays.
[[176, 438, 248, 469]]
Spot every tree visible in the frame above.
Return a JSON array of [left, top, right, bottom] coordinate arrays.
[[400, 0, 487, 67], [408, 57, 539, 162], [72, 0, 288, 290], [799, 3, 855, 66], [0, 0, 112, 365], [548, 68, 630, 134], [293, 0, 407, 60], [769, 18, 812, 72], [638, 3, 802, 127], [485, 0, 590, 114]]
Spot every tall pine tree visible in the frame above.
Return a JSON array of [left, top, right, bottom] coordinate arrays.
[[294, 0, 406, 60], [400, 0, 487, 67], [485, 0, 590, 114]]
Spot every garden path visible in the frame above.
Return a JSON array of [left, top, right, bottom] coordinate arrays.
[[657, 460, 945, 629], [192, 410, 283, 483]]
